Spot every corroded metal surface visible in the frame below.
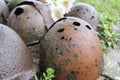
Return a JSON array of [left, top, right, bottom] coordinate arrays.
[[39, 17, 104, 80], [0, 24, 37, 80]]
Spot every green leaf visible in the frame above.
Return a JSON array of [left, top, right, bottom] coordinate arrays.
[[46, 68, 55, 74], [39, 67, 55, 80], [35, 74, 39, 80], [108, 42, 112, 47], [109, 23, 113, 30]]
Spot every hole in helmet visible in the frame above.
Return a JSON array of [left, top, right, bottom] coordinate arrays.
[[57, 28, 65, 33], [61, 36, 65, 40], [14, 7, 24, 16], [73, 22, 81, 26], [74, 28, 77, 30], [92, 15, 94, 18], [69, 37, 72, 40], [85, 25, 91, 30], [71, 71, 75, 74]]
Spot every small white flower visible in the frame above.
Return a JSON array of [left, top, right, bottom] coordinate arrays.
[[56, 0, 75, 13], [51, 6, 66, 21], [40, 0, 75, 21], [40, 0, 54, 8]]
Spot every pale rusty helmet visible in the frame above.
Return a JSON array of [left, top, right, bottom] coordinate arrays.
[[39, 17, 104, 80], [0, 0, 9, 24], [65, 3, 102, 30], [0, 24, 37, 80], [7, 1, 54, 44]]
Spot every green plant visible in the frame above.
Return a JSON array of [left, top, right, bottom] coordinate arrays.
[[35, 67, 55, 80], [97, 20, 120, 54]]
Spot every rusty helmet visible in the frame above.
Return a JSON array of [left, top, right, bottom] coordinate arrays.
[[7, 1, 54, 44], [0, 24, 37, 80], [39, 17, 104, 80]]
